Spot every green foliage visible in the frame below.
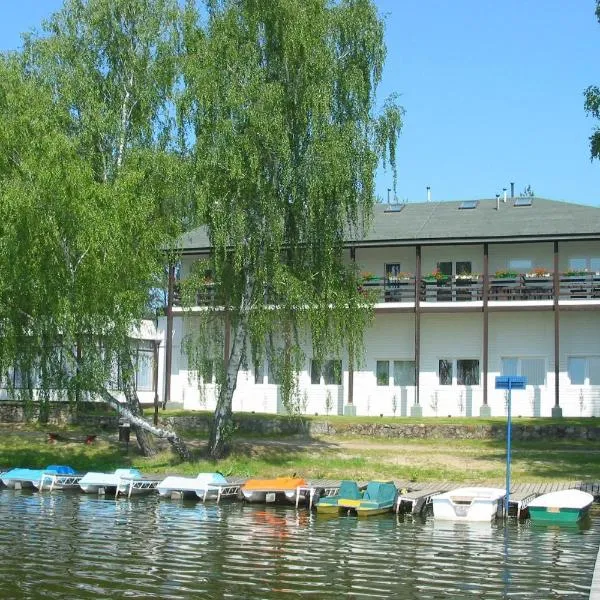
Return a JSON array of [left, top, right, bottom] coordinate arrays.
[[179, 0, 402, 449], [584, 2, 600, 159], [0, 1, 193, 411]]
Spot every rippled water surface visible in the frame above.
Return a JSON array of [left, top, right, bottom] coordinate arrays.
[[0, 491, 598, 599]]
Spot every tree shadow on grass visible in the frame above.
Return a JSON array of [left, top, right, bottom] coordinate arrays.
[[471, 438, 600, 481]]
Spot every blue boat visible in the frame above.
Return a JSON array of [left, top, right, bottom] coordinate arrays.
[[1, 465, 77, 490]]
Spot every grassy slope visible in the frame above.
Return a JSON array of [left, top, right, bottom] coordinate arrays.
[[1, 420, 599, 485]]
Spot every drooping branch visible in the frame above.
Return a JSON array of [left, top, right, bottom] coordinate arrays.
[[98, 387, 191, 461]]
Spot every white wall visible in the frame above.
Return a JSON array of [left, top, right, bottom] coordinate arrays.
[[353, 313, 415, 416], [559, 311, 600, 416], [487, 312, 554, 417]]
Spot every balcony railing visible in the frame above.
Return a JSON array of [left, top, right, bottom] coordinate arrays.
[[172, 274, 600, 307]]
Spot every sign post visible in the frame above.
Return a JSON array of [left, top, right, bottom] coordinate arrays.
[[494, 375, 526, 517]]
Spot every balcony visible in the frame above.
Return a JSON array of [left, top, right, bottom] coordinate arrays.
[[172, 274, 600, 308]]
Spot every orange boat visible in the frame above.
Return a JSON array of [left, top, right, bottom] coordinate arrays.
[[241, 476, 308, 504]]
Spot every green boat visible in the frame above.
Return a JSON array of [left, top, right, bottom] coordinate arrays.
[[528, 489, 594, 524], [316, 480, 397, 517]]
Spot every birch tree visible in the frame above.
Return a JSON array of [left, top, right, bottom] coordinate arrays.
[[181, 0, 402, 458], [0, 0, 193, 458], [584, 2, 600, 159]]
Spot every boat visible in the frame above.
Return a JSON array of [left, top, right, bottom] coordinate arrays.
[[78, 468, 158, 497], [527, 489, 594, 524], [316, 480, 398, 516], [1, 465, 77, 490], [432, 487, 506, 521], [240, 476, 307, 504], [157, 472, 241, 502]]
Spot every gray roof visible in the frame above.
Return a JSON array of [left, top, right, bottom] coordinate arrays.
[[176, 197, 600, 252]]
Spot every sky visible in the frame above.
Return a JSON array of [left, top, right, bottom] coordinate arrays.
[[1, 0, 600, 206]]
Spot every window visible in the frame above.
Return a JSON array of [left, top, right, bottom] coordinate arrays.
[[457, 360, 480, 385], [514, 197, 533, 207], [267, 361, 280, 385], [456, 261, 472, 276], [385, 263, 402, 279], [501, 357, 546, 386], [376, 360, 415, 386], [437, 262, 453, 277], [311, 359, 342, 385], [323, 360, 342, 385], [508, 259, 532, 272], [135, 342, 154, 391], [376, 360, 390, 386], [439, 360, 453, 385], [439, 359, 480, 385], [254, 362, 264, 384], [568, 357, 600, 385], [435, 261, 472, 277], [393, 360, 415, 386], [459, 200, 479, 210], [568, 257, 600, 273]]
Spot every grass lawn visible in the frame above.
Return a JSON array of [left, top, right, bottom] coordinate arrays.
[[1, 422, 599, 485]]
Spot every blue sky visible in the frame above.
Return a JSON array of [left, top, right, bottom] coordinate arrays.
[[2, 0, 600, 205]]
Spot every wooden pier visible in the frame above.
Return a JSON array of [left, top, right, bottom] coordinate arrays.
[[392, 480, 599, 518]]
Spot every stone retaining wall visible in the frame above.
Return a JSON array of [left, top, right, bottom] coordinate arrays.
[[2, 402, 599, 440], [158, 414, 600, 441], [0, 402, 118, 428]]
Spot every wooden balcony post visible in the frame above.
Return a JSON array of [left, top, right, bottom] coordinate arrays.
[[345, 247, 357, 415], [411, 245, 422, 416], [164, 262, 175, 408], [552, 241, 562, 417], [481, 243, 491, 416]]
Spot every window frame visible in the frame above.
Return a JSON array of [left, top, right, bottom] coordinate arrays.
[[567, 356, 600, 386], [500, 356, 546, 387], [438, 358, 480, 386], [508, 259, 532, 272], [311, 359, 342, 386], [377, 359, 416, 386]]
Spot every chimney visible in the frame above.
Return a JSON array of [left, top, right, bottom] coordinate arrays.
[[496, 194, 500, 210], [503, 188, 507, 203], [426, 186, 431, 202], [510, 182, 515, 198]]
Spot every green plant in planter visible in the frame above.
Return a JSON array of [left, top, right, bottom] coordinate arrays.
[[493, 269, 518, 279], [422, 269, 449, 282]]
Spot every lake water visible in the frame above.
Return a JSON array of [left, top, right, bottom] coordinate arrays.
[[0, 490, 598, 599]]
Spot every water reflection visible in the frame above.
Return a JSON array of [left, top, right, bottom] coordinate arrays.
[[0, 490, 597, 598]]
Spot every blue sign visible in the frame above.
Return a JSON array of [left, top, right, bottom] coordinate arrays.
[[495, 375, 527, 517], [495, 375, 526, 390]]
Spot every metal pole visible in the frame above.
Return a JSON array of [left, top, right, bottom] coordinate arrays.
[[505, 381, 512, 517]]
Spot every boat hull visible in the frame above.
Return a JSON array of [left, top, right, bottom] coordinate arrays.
[[240, 477, 307, 504], [241, 489, 299, 504], [528, 506, 588, 524], [528, 489, 593, 524], [432, 487, 506, 522]]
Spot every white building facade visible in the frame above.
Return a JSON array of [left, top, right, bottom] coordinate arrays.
[[159, 197, 600, 418]]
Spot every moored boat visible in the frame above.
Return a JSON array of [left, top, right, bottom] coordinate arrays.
[[157, 472, 240, 501], [316, 480, 397, 516], [1, 465, 77, 490], [432, 487, 506, 521], [78, 468, 156, 497], [528, 489, 594, 524], [241, 477, 307, 504]]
